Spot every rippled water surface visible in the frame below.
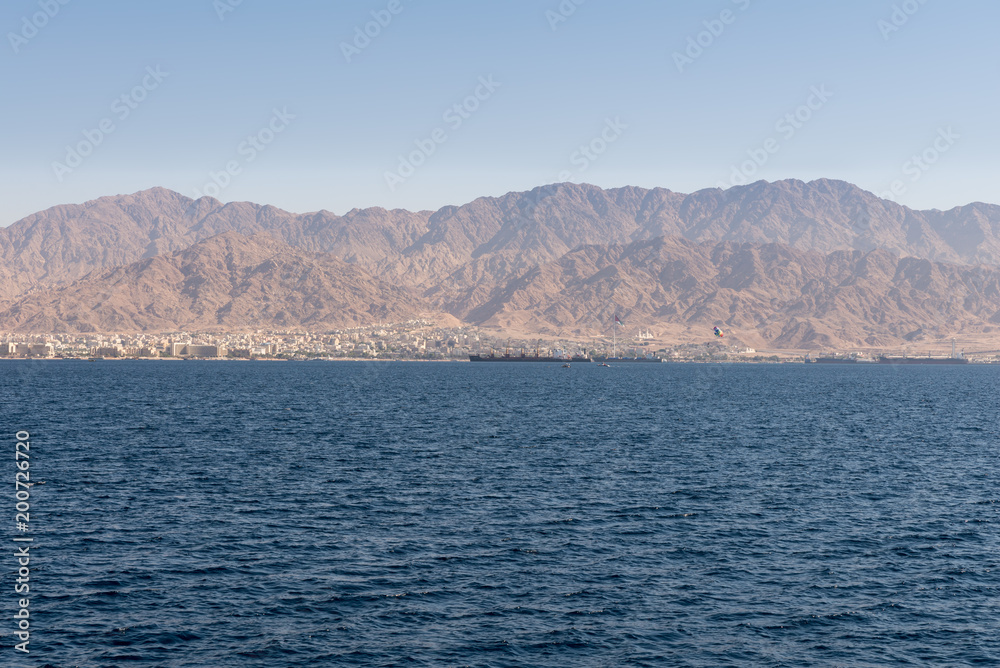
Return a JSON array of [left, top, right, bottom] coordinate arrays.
[[3, 360, 999, 666]]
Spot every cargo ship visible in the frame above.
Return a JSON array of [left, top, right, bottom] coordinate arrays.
[[810, 355, 879, 363], [876, 339, 969, 364], [469, 352, 591, 363], [812, 355, 967, 365], [591, 355, 664, 363], [877, 356, 968, 365]]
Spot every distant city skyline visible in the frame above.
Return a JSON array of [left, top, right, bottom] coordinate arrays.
[[2, 0, 997, 226]]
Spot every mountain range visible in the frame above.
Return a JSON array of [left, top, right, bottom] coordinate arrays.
[[2, 179, 999, 348]]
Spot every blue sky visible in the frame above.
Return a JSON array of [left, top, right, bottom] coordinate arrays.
[[1, 0, 997, 225]]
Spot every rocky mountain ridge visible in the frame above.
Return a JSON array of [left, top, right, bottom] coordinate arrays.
[[2, 180, 999, 347], [0, 232, 431, 333]]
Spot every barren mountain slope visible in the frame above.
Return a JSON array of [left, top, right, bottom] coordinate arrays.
[[0, 232, 434, 333], [5, 180, 1000, 303], [464, 237, 1000, 348]]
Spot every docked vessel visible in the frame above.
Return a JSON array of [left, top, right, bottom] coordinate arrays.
[[470, 339, 591, 363], [877, 339, 969, 364], [469, 351, 591, 363], [877, 356, 968, 365], [591, 355, 664, 363], [812, 355, 967, 365]]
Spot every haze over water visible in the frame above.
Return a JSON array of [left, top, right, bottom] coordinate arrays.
[[7, 361, 999, 666]]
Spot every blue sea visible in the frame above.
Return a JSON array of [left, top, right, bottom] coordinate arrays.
[[3, 360, 999, 666]]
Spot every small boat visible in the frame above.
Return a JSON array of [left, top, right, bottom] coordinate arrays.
[[599, 362, 611, 367], [562, 362, 571, 368]]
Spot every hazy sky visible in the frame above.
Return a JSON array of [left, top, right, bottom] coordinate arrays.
[[1, 0, 997, 225]]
